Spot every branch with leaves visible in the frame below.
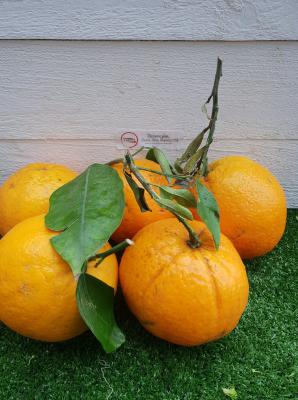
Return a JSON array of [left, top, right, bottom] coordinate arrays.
[[124, 151, 201, 249], [174, 57, 223, 177], [121, 58, 223, 250]]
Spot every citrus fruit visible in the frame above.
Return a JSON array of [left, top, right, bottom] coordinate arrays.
[[204, 156, 287, 259], [0, 163, 77, 235], [120, 218, 249, 346], [0, 214, 118, 342], [111, 159, 172, 242]]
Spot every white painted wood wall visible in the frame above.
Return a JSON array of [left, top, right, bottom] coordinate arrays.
[[0, 1, 297, 206]]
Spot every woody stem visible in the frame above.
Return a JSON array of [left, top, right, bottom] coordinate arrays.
[[197, 57, 222, 176], [174, 57, 222, 177]]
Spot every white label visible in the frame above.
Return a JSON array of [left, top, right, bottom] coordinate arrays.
[[118, 130, 184, 150], [140, 132, 179, 147]]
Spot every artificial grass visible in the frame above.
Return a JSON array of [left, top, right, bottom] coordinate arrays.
[[0, 210, 297, 400]]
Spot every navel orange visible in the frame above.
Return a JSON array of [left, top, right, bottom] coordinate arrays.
[[111, 159, 172, 242], [120, 218, 249, 346], [0, 163, 77, 235], [204, 156, 287, 259], [0, 214, 118, 342]]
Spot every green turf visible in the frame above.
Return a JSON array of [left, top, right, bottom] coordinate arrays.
[[0, 211, 297, 400]]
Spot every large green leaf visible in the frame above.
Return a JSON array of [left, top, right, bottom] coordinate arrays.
[[196, 179, 220, 249], [159, 186, 196, 208], [45, 164, 125, 276], [76, 274, 125, 353]]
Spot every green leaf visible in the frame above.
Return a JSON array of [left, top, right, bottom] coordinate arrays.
[[76, 274, 125, 353], [159, 186, 196, 208], [196, 179, 220, 249], [156, 197, 193, 221], [173, 160, 184, 174], [124, 170, 151, 212], [147, 147, 172, 183], [146, 147, 158, 163], [45, 164, 125, 276], [176, 129, 206, 166], [222, 387, 238, 399], [183, 146, 206, 174]]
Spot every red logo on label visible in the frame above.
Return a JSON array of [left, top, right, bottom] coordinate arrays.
[[121, 132, 139, 148]]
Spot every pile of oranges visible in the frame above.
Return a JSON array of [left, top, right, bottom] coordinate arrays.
[[0, 153, 286, 348]]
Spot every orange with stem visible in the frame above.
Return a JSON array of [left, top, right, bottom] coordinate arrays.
[[119, 151, 249, 346], [120, 218, 249, 346]]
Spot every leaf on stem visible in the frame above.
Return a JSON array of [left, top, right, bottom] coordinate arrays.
[[156, 197, 193, 221], [146, 148, 158, 163], [45, 164, 125, 276], [159, 186, 196, 208], [175, 129, 207, 167], [196, 179, 220, 249], [76, 274, 125, 353], [146, 147, 172, 183], [124, 170, 151, 212], [183, 146, 206, 175]]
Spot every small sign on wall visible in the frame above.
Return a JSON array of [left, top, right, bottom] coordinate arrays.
[[118, 130, 186, 151]]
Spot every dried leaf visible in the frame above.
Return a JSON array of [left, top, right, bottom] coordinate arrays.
[[222, 387, 238, 399]]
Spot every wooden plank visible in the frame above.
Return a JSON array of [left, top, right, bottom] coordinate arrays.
[[0, 40, 297, 141], [0, 0, 297, 40], [0, 138, 296, 207]]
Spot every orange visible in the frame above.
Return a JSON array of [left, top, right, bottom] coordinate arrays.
[[205, 156, 287, 259], [0, 214, 118, 342], [111, 159, 172, 242], [0, 163, 77, 235], [120, 218, 249, 346]]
